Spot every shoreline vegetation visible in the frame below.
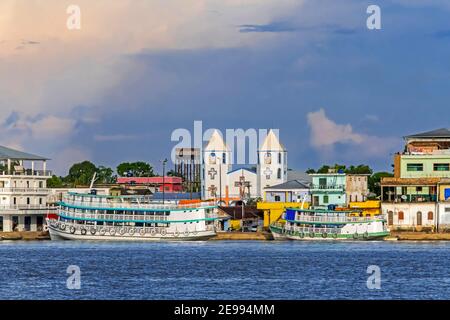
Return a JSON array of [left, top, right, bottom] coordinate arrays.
[[3, 231, 450, 241]]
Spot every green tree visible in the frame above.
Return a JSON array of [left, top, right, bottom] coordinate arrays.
[[97, 166, 116, 184], [66, 161, 97, 186], [47, 175, 64, 188], [369, 171, 393, 196], [305, 168, 316, 174], [116, 162, 154, 177], [166, 170, 183, 178]]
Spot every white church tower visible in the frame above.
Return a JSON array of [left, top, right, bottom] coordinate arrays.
[[257, 130, 287, 197], [202, 130, 232, 200]]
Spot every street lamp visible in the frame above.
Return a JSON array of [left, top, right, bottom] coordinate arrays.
[[161, 158, 168, 204]]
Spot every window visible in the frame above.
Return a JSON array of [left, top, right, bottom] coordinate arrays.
[[278, 153, 281, 164], [416, 186, 423, 192], [398, 211, 404, 220], [26, 197, 30, 205], [319, 178, 327, 187], [323, 195, 329, 204], [407, 163, 423, 171], [434, 163, 450, 171], [222, 153, 226, 164], [274, 195, 281, 202], [277, 168, 281, 179], [428, 211, 433, 220]]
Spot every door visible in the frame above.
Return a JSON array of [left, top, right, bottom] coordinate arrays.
[[388, 211, 394, 226], [417, 211, 422, 226], [313, 196, 319, 206], [24, 216, 31, 231]]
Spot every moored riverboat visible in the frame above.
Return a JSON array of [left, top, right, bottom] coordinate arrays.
[[270, 208, 389, 240], [46, 192, 218, 241]]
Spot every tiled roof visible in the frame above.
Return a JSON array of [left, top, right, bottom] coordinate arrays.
[[381, 177, 441, 185]]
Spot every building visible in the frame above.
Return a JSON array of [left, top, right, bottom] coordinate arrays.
[[309, 172, 346, 208], [257, 201, 309, 228], [0, 146, 54, 232], [309, 171, 370, 209], [117, 176, 183, 193], [381, 128, 450, 231], [202, 129, 287, 200], [174, 147, 201, 192], [263, 180, 310, 203]]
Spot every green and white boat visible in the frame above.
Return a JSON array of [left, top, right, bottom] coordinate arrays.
[[270, 208, 389, 241]]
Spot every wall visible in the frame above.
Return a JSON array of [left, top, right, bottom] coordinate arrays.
[[346, 175, 369, 203], [400, 154, 450, 178], [257, 201, 309, 228], [382, 202, 436, 230]]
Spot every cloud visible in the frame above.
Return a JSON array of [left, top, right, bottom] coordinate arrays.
[[239, 22, 300, 33], [307, 109, 400, 158]]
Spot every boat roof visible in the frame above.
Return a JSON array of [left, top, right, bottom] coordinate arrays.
[[287, 207, 362, 214]]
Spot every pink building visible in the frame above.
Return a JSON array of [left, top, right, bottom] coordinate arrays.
[[116, 176, 183, 193]]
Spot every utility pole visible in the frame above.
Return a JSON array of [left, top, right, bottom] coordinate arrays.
[[161, 158, 168, 204]]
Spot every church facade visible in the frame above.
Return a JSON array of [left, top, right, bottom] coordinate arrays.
[[201, 130, 287, 200]]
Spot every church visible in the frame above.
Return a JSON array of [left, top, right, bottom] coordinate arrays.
[[201, 130, 287, 201]]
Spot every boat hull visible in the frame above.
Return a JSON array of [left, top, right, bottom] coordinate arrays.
[[270, 225, 389, 241], [47, 220, 216, 242]]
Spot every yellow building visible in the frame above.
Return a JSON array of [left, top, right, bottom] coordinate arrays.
[[257, 201, 310, 228], [348, 200, 381, 216]]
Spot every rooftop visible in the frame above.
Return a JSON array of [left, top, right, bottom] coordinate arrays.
[[0, 145, 49, 161], [405, 128, 450, 140], [264, 179, 310, 190]]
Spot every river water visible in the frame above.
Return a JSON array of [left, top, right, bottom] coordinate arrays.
[[0, 240, 449, 300]]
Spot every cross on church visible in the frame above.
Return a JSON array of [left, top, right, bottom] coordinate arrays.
[[208, 185, 217, 197], [263, 167, 272, 179], [208, 168, 217, 179], [235, 175, 251, 199]]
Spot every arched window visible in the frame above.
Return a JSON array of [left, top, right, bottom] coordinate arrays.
[[222, 153, 226, 164], [278, 152, 282, 164], [428, 211, 434, 220], [277, 168, 281, 179]]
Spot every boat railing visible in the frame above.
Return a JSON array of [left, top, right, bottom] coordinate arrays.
[[293, 214, 379, 224], [59, 209, 218, 222], [286, 225, 341, 234], [61, 198, 216, 210]]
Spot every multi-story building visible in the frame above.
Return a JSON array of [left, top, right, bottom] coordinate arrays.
[[381, 128, 450, 231], [309, 172, 346, 208], [174, 147, 201, 192], [309, 171, 369, 209], [0, 146, 54, 232]]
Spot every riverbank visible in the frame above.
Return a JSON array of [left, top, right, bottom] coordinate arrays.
[[390, 231, 450, 241], [0, 231, 50, 241], [211, 231, 274, 241]]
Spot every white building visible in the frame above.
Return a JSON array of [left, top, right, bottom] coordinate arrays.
[[0, 146, 54, 232], [202, 129, 287, 200]]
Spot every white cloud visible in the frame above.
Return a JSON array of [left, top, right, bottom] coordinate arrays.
[[306, 108, 400, 158]]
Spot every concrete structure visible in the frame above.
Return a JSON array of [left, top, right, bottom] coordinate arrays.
[[174, 147, 201, 193], [346, 174, 370, 203], [0, 146, 54, 232], [263, 180, 310, 203], [202, 129, 287, 200], [309, 172, 347, 208]]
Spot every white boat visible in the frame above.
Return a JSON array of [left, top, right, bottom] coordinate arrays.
[[270, 208, 389, 241], [46, 192, 218, 241]]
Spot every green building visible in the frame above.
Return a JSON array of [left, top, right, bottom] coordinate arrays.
[[310, 173, 346, 208]]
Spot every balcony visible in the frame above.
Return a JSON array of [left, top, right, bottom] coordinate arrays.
[[0, 188, 51, 193], [383, 194, 437, 203], [0, 169, 52, 177], [310, 184, 345, 191]]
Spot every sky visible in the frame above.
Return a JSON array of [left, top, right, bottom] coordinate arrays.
[[1, 0, 450, 175]]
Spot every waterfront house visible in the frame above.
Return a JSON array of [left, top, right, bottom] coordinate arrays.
[[0, 146, 54, 232], [381, 128, 450, 231], [263, 180, 310, 203], [309, 171, 346, 208]]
